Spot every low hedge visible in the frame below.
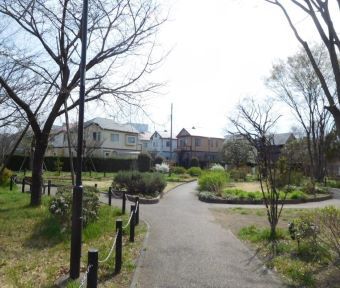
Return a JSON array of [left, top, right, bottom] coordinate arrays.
[[113, 170, 166, 197]]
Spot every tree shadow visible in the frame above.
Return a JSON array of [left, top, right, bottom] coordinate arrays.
[[23, 216, 68, 249]]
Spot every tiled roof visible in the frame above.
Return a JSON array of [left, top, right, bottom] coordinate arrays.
[[85, 117, 139, 133]]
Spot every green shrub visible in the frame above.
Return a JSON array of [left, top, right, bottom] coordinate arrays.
[[187, 166, 202, 176], [172, 166, 186, 174], [198, 170, 227, 194], [239, 225, 286, 242], [190, 157, 199, 167], [229, 168, 247, 182], [49, 186, 100, 229], [114, 171, 166, 196], [0, 168, 13, 185], [114, 170, 143, 193], [137, 153, 152, 172], [288, 191, 307, 200]]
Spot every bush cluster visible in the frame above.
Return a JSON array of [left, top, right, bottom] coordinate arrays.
[[210, 163, 225, 171], [155, 163, 170, 173], [289, 206, 340, 265], [171, 166, 186, 174], [0, 168, 13, 185], [229, 168, 247, 182], [198, 170, 228, 194], [187, 166, 202, 177], [190, 157, 199, 167], [114, 170, 166, 196], [49, 186, 100, 229]]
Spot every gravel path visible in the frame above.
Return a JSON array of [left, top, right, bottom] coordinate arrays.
[[131, 181, 284, 288]]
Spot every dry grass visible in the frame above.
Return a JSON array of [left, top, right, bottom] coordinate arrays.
[[0, 185, 146, 288]]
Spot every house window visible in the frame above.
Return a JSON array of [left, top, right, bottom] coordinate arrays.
[[104, 151, 110, 157], [215, 141, 218, 147], [195, 138, 201, 146], [111, 133, 119, 142], [179, 139, 186, 147], [126, 135, 136, 145], [153, 142, 156, 147], [166, 141, 170, 147], [143, 142, 148, 148], [209, 139, 213, 147], [93, 132, 101, 141]]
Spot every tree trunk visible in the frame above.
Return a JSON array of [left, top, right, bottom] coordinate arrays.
[[30, 137, 48, 206]]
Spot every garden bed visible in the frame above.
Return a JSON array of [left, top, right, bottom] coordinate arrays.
[[198, 191, 332, 204]]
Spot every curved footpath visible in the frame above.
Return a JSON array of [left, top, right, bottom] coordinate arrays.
[[131, 182, 283, 288]]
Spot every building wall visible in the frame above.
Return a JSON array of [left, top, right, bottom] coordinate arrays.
[[177, 136, 223, 153]]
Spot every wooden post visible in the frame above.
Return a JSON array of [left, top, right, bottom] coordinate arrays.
[[130, 206, 135, 243], [135, 197, 139, 226], [48, 180, 51, 196], [22, 178, 25, 193], [10, 176, 13, 191], [122, 192, 126, 215], [115, 219, 122, 274], [87, 249, 98, 288], [108, 187, 112, 206]]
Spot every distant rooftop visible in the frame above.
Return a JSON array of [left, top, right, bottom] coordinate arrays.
[[85, 117, 139, 134], [177, 127, 224, 139]]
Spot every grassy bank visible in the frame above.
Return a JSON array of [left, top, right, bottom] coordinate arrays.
[[212, 207, 340, 287], [0, 185, 146, 287]]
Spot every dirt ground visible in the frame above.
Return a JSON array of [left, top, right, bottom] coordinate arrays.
[[226, 181, 262, 192], [210, 207, 305, 236]]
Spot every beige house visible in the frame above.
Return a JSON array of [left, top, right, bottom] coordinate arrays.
[[176, 127, 224, 166], [47, 118, 142, 158]]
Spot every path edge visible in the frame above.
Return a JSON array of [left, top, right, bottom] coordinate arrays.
[[129, 218, 151, 288]]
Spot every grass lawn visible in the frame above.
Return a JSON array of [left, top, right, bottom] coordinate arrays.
[[212, 207, 340, 287], [0, 185, 146, 287]]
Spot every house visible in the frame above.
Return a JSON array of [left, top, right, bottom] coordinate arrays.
[[269, 132, 296, 161], [176, 127, 224, 166], [149, 131, 177, 161], [46, 118, 142, 158], [139, 131, 152, 152]]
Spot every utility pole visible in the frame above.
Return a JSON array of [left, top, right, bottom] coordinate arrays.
[[170, 103, 173, 162], [70, 0, 88, 279]]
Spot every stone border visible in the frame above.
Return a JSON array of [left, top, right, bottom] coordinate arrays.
[[198, 193, 333, 204]]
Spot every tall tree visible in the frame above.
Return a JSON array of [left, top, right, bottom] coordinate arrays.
[[264, 0, 340, 136], [266, 45, 332, 183], [0, 0, 165, 206]]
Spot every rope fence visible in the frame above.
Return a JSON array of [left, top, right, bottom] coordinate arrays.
[[82, 196, 140, 288]]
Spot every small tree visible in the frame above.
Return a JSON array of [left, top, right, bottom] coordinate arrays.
[[222, 137, 253, 168], [229, 98, 289, 240], [138, 153, 152, 172]]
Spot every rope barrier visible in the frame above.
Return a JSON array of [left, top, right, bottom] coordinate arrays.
[[98, 233, 118, 263], [123, 211, 134, 230], [79, 264, 92, 288]]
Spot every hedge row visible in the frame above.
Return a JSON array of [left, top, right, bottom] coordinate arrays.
[[6, 155, 136, 172]]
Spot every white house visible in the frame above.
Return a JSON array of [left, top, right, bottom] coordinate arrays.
[[149, 131, 177, 161]]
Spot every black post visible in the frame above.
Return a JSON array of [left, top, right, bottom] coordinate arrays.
[[130, 206, 135, 242], [94, 183, 97, 189], [70, 0, 89, 279], [10, 176, 13, 191], [108, 187, 112, 206], [115, 219, 123, 274], [24, 169, 26, 176], [122, 192, 126, 214], [22, 178, 25, 193], [48, 180, 51, 196], [104, 171, 106, 177], [87, 249, 98, 288], [135, 197, 139, 226]]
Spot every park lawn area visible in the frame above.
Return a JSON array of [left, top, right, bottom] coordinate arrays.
[[227, 181, 262, 192], [212, 207, 340, 287], [0, 185, 146, 288]]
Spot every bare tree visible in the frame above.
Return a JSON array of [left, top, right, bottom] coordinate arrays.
[[264, 0, 340, 136], [0, 0, 165, 206], [229, 98, 286, 240], [266, 45, 332, 184]]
